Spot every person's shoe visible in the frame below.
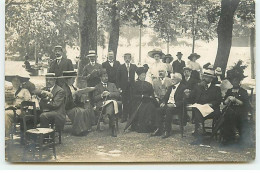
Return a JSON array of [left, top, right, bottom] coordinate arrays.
[[162, 131, 171, 139], [150, 128, 161, 137]]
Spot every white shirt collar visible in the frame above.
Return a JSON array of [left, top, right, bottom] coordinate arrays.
[[174, 82, 180, 89], [177, 59, 182, 63], [90, 61, 95, 66], [56, 56, 62, 60], [49, 85, 55, 92]]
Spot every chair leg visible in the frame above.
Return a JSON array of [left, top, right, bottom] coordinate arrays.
[[39, 134, 43, 160], [52, 132, 56, 159]]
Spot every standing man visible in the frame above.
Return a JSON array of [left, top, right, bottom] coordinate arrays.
[[48, 45, 74, 87], [172, 52, 186, 75], [102, 50, 121, 85], [82, 50, 103, 87], [116, 53, 137, 123]]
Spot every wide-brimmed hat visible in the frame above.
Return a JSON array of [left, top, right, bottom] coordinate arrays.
[[162, 54, 173, 63], [226, 60, 247, 81], [176, 52, 183, 56], [45, 73, 58, 79], [183, 66, 192, 71], [188, 53, 200, 60], [202, 68, 215, 78], [148, 48, 165, 58], [136, 66, 149, 76], [87, 50, 97, 57], [5, 75, 30, 83], [62, 71, 77, 78]]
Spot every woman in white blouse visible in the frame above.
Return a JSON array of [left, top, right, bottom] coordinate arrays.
[[5, 75, 31, 137], [186, 53, 203, 80], [162, 54, 174, 77]]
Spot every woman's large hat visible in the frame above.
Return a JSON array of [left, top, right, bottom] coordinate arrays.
[[188, 53, 200, 60], [148, 48, 165, 58], [162, 54, 173, 63], [5, 75, 30, 83], [136, 66, 149, 75], [226, 60, 247, 81]]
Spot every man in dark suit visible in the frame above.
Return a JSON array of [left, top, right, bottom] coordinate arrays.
[[102, 51, 121, 85], [187, 68, 222, 144], [48, 46, 74, 87], [181, 66, 198, 91], [93, 69, 121, 137], [35, 73, 66, 131], [172, 52, 186, 75], [152, 73, 187, 138], [82, 50, 103, 87], [116, 53, 137, 123]]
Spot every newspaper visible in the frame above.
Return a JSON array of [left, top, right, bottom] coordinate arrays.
[[188, 103, 214, 117]]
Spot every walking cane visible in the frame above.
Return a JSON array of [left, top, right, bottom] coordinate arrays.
[[96, 95, 108, 131]]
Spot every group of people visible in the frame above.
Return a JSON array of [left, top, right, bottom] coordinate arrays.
[[5, 46, 251, 147]]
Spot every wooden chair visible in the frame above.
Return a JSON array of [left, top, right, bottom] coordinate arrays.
[[22, 101, 56, 161]]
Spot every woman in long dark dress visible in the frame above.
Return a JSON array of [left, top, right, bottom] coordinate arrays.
[[221, 61, 250, 145], [130, 66, 158, 133]]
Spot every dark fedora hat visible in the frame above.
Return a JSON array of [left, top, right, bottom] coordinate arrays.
[[176, 52, 183, 56], [188, 53, 200, 60], [148, 48, 165, 58], [162, 54, 173, 63]]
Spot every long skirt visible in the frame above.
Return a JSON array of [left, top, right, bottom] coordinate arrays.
[[67, 107, 94, 136], [131, 101, 157, 133]]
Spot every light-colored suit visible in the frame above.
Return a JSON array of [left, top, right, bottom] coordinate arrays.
[[152, 77, 173, 101]]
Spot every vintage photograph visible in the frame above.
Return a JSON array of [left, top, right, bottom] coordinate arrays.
[[4, 0, 255, 163]]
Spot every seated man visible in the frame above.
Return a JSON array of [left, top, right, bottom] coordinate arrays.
[[181, 66, 198, 91], [93, 69, 120, 137], [35, 73, 66, 131], [152, 69, 173, 102], [187, 67, 222, 145], [152, 73, 187, 138]]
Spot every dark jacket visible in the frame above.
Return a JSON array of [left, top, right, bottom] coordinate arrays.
[[36, 85, 66, 127], [62, 83, 76, 111], [180, 77, 198, 91], [172, 60, 186, 74], [116, 63, 137, 91], [82, 63, 103, 87], [48, 57, 74, 87], [189, 82, 222, 112], [102, 60, 121, 84], [93, 82, 120, 108]]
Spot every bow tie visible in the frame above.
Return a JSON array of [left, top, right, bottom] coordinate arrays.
[[102, 83, 107, 88]]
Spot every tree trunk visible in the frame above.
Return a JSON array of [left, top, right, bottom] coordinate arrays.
[[250, 27, 255, 79], [213, 0, 240, 77], [77, 0, 97, 88], [108, 0, 120, 59]]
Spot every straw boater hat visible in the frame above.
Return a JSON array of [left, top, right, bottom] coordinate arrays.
[[45, 73, 58, 79], [62, 71, 77, 78], [188, 53, 200, 60], [215, 67, 222, 76], [148, 48, 165, 58], [54, 45, 63, 51], [87, 50, 97, 57], [5, 75, 30, 83], [162, 54, 173, 63]]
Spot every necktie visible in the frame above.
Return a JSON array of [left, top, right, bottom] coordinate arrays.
[[127, 64, 130, 82], [103, 83, 107, 88], [57, 59, 61, 65]]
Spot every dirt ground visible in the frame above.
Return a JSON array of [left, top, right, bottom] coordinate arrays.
[[5, 119, 255, 163]]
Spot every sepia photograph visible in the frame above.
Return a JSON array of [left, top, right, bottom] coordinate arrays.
[[4, 0, 256, 164]]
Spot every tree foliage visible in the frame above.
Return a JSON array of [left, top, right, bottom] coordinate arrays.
[[5, 0, 79, 60]]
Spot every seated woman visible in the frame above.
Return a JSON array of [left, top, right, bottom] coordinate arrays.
[[129, 65, 158, 133], [5, 75, 31, 138], [61, 71, 96, 136], [221, 60, 250, 145]]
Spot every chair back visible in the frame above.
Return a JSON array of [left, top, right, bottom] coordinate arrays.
[[21, 101, 37, 131]]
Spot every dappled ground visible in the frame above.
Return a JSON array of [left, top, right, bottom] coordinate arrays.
[[6, 119, 255, 163]]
